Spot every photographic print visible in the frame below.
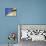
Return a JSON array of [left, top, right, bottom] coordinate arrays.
[[5, 8, 16, 16]]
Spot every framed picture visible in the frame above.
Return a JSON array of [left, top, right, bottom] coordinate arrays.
[[5, 8, 16, 16]]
